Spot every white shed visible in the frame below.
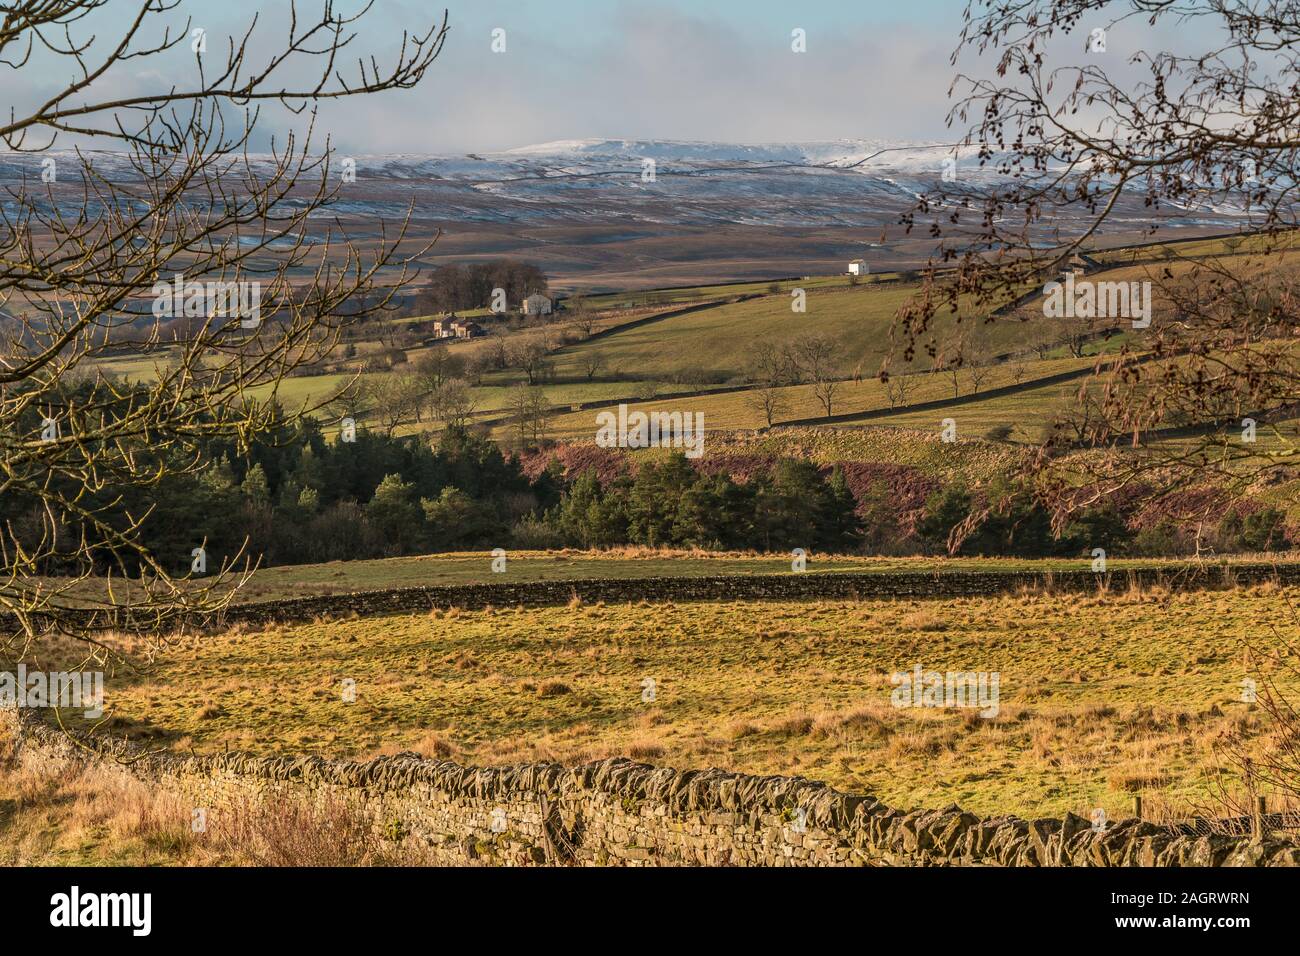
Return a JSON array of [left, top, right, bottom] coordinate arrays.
[[847, 259, 869, 276]]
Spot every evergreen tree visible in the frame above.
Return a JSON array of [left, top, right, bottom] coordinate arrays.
[[367, 474, 425, 555], [917, 485, 972, 554]]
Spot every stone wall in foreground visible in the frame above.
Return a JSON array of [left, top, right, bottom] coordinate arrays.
[[6, 706, 1296, 867]]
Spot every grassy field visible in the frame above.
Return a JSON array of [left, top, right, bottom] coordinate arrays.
[[579, 273, 888, 310], [546, 281, 1034, 384], [91, 248, 1297, 452], [20, 234, 1300, 866], [416, 378, 729, 426], [56, 583, 1298, 823], [849, 363, 1300, 468], [0, 741, 409, 866], [1090, 230, 1300, 266], [41, 549, 1298, 607], [517, 353, 1106, 441], [731, 254, 1278, 392], [217, 549, 1300, 603], [847, 377, 1095, 441]]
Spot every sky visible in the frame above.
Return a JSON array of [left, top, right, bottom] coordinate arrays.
[[3, 1, 1214, 155], [324, 0, 973, 152]]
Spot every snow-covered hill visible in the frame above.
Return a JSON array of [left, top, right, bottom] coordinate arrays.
[[0, 139, 1254, 231]]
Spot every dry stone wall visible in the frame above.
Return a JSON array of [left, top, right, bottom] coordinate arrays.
[[5, 706, 1296, 867], [220, 563, 1300, 629], [3, 564, 1293, 635]]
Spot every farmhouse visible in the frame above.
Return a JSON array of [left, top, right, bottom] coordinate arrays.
[[522, 293, 553, 316], [450, 319, 485, 339], [847, 259, 868, 276], [429, 316, 485, 340]]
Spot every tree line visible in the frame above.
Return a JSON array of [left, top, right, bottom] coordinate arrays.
[[403, 260, 549, 315], [6, 385, 1288, 581]]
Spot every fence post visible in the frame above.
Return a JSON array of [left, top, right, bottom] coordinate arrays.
[[1254, 795, 1266, 841], [1133, 795, 1142, 820]]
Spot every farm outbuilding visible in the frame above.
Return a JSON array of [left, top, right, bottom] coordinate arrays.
[[522, 293, 553, 316]]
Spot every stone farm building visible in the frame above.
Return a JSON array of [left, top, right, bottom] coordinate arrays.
[[432, 317, 486, 340], [522, 293, 553, 316], [847, 259, 868, 276]]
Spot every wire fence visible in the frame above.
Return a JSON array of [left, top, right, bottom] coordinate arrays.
[[1171, 811, 1300, 837]]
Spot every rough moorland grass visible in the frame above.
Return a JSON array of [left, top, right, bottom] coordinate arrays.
[[0, 757, 423, 866], [75, 585, 1300, 822], [0, 760, 198, 866]]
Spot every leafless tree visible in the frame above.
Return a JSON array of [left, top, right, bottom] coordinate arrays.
[[932, 332, 964, 399], [634, 379, 660, 401], [744, 341, 793, 427], [792, 335, 842, 417], [484, 329, 511, 370], [581, 351, 605, 382], [511, 334, 552, 386], [1059, 299, 1106, 359], [883, 366, 917, 408], [896, 0, 1299, 529], [430, 378, 479, 429], [1029, 324, 1057, 361], [507, 384, 551, 450], [1042, 382, 1115, 448], [570, 299, 598, 339], [368, 373, 424, 435], [462, 348, 491, 387], [414, 350, 466, 394], [412, 349, 465, 418], [965, 325, 995, 395], [0, 1, 448, 656]]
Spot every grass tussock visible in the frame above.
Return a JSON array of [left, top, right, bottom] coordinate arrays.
[[626, 739, 665, 760], [772, 713, 815, 737], [900, 609, 948, 632], [535, 680, 573, 698]]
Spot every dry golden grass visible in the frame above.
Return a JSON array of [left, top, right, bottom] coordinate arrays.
[[34, 583, 1298, 825], [0, 756, 427, 866], [0, 757, 198, 866]]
